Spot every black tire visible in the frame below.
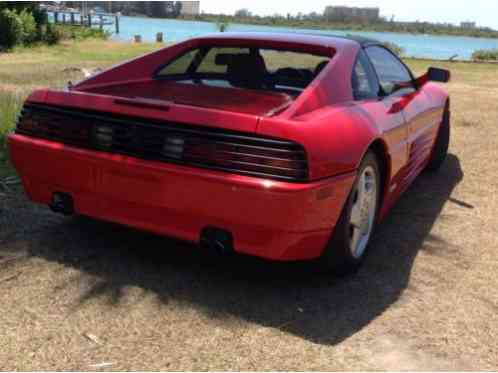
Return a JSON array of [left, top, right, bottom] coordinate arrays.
[[316, 151, 381, 275], [426, 102, 450, 171]]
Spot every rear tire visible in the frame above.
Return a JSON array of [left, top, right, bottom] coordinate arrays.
[[426, 102, 450, 171], [316, 151, 380, 275]]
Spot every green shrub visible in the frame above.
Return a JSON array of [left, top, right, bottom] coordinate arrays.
[[0, 9, 23, 50], [33, 8, 48, 41], [18, 9, 37, 44], [51, 25, 110, 41], [0, 92, 23, 167], [0, 8, 41, 49], [32, 7, 48, 27], [43, 23, 62, 45], [71, 26, 110, 40], [0, 4, 106, 49], [472, 49, 498, 61], [41, 24, 109, 45]]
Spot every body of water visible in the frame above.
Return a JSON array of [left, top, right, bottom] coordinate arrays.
[[52, 13, 498, 60]]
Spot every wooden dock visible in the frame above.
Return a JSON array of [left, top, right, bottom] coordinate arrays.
[[47, 10, 120, 34]]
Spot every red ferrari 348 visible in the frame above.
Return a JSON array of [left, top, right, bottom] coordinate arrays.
[[8, 33, 451, 274]]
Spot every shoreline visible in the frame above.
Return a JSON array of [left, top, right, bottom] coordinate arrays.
[[3, 39, 498, 64], [104, 17, 497, 61], [185, 16, 498, 39], [113, 13, 498, 40]]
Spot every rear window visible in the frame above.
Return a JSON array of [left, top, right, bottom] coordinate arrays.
[[156, 46, 331, 95]]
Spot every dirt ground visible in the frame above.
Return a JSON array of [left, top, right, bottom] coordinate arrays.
[[1, 57, 497, 370]]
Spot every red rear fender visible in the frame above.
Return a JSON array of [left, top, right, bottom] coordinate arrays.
[[258, 104, 379, 180]]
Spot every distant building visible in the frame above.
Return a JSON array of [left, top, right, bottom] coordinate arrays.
[[180, 1, 200, 15], [60, 1, 200, 17], [460, 21, 476, 29], [324, 6, 380, 22]]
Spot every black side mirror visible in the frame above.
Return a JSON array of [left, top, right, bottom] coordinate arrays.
[[427, 67, 450, 83]]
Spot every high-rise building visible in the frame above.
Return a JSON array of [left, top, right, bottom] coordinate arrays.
[[180, 1, 200, 15], [324, 6, 380, 22], [460, 21, 476, 29]]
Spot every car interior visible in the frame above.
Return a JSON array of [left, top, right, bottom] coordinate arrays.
[[156, 47, 331, 96]]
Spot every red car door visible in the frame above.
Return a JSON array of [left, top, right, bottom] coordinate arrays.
[[364, 45, 435, 193], [352, 49, 410, 201]]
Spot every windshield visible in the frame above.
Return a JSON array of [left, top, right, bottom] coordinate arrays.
[[155, 46, 331, 95]]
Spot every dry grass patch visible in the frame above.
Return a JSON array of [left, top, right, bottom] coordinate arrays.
[[0, 41, 497, 371]]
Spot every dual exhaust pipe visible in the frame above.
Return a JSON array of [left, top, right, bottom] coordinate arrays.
[[199, 227, 235, 256], [49, 192, 235, 256], [49, 192, 74, 215]]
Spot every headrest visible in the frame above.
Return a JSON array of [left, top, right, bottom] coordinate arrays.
[[226, 54, 267, 89], [313, 60, 329, 77], [274, 68, 313, 88]]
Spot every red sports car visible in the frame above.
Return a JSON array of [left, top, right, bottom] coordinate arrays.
[[8, 33, 450, 274]]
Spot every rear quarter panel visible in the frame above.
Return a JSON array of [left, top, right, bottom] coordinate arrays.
[[258, 103, 381, 180]]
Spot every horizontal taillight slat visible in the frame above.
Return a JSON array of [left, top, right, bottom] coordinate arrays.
[[183, 153, 306, 176], [15, 103, 309, 182], [187, 138, 306, 158], [184, 147, 306, 169]]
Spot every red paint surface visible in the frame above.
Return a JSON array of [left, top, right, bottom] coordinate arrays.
[[84, 80, 293, 116], [8, 33, 449, 260]]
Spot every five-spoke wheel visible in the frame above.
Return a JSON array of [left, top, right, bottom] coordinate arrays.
[[349, 165, 378, 259], [317, 151, 380, 275]]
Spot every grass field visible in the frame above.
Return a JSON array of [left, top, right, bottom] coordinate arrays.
[[0, 39, 497, 370], [0, 40, 162, 177]]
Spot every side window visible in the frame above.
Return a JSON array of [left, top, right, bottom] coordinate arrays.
[[352, 50, 379, 100], [365, 46, 414, 96]]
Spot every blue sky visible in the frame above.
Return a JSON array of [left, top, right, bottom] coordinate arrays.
[[202, 0, 498, 30]]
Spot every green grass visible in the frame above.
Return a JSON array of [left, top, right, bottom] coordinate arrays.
[[0, 91, 23, 177], [0, 39, 163, 177], [1, 39, 162, 88], [0, 91, 22, 134]]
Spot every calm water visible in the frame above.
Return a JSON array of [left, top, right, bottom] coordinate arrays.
[[52, 14, 498, 60]]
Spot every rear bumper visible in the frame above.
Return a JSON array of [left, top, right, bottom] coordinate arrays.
[[8, 134, 355, 260]]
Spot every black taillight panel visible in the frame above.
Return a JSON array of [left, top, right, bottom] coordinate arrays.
[[16, 105, 91, 146], [16, 103, 309, 182]]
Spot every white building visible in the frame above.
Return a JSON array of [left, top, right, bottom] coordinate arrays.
[[181, 1, 200, 15], [460, 21, 476, 29]]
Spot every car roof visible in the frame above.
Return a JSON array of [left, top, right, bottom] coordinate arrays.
[[319, 34, 382, 47], [195, 31, 382, 50]]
